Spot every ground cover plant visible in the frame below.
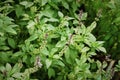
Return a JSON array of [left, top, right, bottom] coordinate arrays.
[[0, 0, 120, 80]]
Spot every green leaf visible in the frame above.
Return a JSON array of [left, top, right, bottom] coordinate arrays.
[[45, 18, 59, 22], [61, 36, 66, 41], [103, 61, 107, 69], [87, 52, 96, 57], [41, 47, 49, 56], [62, 1, 69, 9], [64, 47, 71, 64], [20, 1, 28, 5], [3, 0, 14, 3], [28, 34, 38, 41], [27, 20, 35, 29], [48, 68, 55, 79], [4, 26, 17, 34], [20, 1, 33, 8], [12, 51, 24, 57], [22, 14, 30, 20], [6, 63, 12, 72], [46, 59, 52, 69], [96, 75, 102, 80], [12, 73, 22, 78], [56, 41, 66, 48], [58, 11, 64, 18], [113, 17, 120, 25], [49, 34, 60, 38], [107, 1, 116, 9], [42, 0, 48, 6], [23, 55, 27, 62], [81, 23, 86, 35], [80, 53, 87, 64], [91, 62, 97, 70], [0, 66, 5, 72], [9, 24, 18, 28], [73, 35, 83, 42], [118, 60, 120, 65], [81, 12, 87, 20], [50, 48, 58, 55], [49, 18, 59, 22], [96, 60, 102, 68], [41, 9, 54, 18], [81, 47, 90, 53], [8, 38, 16, 49], [66, 17, 74, 20], [7, 77, 14, 80], [55, 60, 65, 67], [53, 54, 61, 59], [46, 24, 55, 30], [87, 21, 97, 32], [62, 20, 69, 27], [97, 47, 106, 53], [10, 63, 22, 75], [75, 59, 81, 66], [88, 34, 96, 42], [48, 2, 59, 10], [75, 58, 80, 65], [73, 20, 79, 25], [72, 1, 78, 12], [0, 46, 10, 50], [15, 5, 24, 18]]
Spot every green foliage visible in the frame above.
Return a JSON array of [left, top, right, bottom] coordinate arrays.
[[0, 0, 120, 80], [84, 0, 120, 59]]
